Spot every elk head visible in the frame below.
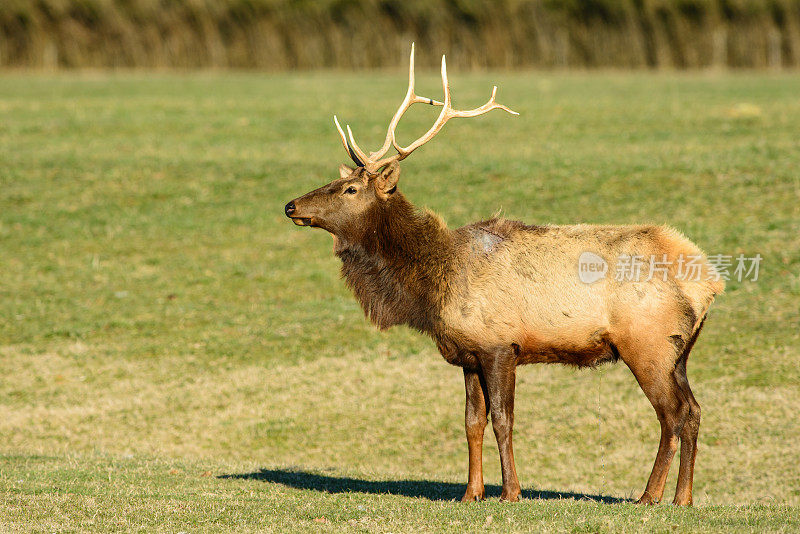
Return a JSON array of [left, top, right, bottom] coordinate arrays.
[[285, 44, 518, 240], [284, 162, 401, 242]]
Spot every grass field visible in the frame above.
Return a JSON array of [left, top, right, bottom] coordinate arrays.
[[1, 69, 799, 532]]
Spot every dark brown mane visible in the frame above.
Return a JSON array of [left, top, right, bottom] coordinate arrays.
[[336, 192, 453, 332]]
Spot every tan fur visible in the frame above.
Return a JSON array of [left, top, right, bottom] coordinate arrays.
[[439, 221, 722, 367]]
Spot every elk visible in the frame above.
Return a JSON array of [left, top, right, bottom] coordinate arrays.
[[284, 45, 723, 506]]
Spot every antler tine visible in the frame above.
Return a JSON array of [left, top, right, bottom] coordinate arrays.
[[447, 85, 520, 118], [369, 43, 444, 164], [391, 54, 452, 158], [345, 124, 371, 168], [375, 55, 451, 165], [333, 115, 364, 167]]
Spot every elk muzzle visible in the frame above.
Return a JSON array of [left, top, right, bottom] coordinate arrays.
[[284, 200, 313, 226]]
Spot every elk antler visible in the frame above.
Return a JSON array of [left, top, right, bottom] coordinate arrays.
[[333, 43, 518, 174]]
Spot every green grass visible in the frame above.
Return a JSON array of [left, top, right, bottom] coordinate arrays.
[[1, 70, 799, 532]]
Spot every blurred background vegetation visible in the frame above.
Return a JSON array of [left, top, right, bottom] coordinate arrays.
[[2, 0, 800, 69]]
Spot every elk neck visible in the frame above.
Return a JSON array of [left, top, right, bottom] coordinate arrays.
[[334, 191, 454, 334]]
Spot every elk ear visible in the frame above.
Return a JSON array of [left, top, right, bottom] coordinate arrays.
[[375, 162, 400, 200], [338, 164, 354, 179]]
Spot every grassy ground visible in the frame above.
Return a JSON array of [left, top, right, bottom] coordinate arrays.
[[1, 69, 799, 532]]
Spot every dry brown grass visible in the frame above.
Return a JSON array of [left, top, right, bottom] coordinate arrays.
[[2, 339, 798, 506]]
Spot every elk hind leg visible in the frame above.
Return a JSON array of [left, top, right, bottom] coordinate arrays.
[[621, 337, 691, 505], [672, 317, 706, 506]]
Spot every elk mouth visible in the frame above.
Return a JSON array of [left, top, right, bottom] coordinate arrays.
[[290, 216, 313, 227]]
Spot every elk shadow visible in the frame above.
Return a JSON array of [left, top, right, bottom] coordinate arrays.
[[218, 468, 631, 504]]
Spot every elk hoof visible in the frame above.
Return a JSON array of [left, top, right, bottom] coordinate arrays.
[[671, 497, 693, 506], [635, 492, 659, 505], [461, 488, 485, 502], [500, 488, 521, 502]]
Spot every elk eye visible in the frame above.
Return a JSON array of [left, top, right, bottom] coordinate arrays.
[[344, 186, 358, 195]]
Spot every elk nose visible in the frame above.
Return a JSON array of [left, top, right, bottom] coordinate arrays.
[[284, 201, 295, 217]]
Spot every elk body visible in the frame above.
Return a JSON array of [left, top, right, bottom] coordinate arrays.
[[285, 46, 723, 506]]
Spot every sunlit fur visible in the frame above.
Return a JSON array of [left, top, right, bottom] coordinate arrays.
[[287, 162, 723, 506]]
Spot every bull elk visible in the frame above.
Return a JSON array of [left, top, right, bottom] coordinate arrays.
[[284, 45, 723, 505]]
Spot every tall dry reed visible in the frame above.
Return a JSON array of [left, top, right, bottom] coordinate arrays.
[[1, 0, 799, 69]]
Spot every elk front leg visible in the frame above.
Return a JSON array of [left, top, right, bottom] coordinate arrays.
[[481, 350, 521, 502], [462, 368, 489, 502]]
